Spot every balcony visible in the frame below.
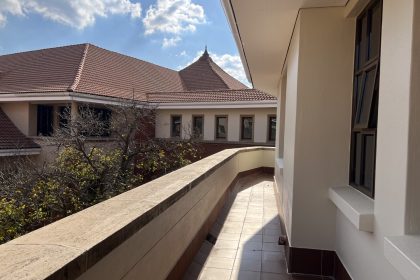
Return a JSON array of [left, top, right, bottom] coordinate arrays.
[[0, 147, 282, 280]]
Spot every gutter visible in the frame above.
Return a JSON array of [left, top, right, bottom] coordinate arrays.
[[0, 148, 41, 157]]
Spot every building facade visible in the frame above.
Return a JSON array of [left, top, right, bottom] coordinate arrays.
[[0, 44, 276, 160]]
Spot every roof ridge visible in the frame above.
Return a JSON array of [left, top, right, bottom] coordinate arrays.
[[207, 58, 230, 89], [68, 43, 90, 92]]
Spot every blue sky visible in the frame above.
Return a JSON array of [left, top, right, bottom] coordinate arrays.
[[0, 0, 249, 85]]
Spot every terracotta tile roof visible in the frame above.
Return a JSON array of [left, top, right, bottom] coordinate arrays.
[[0, 44, 86, 94], [147, 89, 276, 103], [179, 50, 247, 91], [0, 44, 274, 103], [73, 44, 184, 101], [0, 44, 184, 100], [0, 109, 40, 150]]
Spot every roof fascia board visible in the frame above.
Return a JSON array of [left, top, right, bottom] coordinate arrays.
[[0, 92, 147, 106], [0, 148, 41, 156], [220, 0, 253, 85], [154, 101, 277, 109]]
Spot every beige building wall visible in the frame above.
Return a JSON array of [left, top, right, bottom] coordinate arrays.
[[1, 102, 37, 136], [155, 107, 277, 144], [275, 0, 419, 279]]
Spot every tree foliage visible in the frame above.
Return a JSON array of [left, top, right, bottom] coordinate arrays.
[[0, 100, 199, 243]]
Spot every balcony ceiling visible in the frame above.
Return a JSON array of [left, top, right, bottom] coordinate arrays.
[[222, 0, 348, 96]]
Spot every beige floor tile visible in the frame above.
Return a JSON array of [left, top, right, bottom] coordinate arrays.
[[230, 269, 261, 280], [240, 234, 263, 243], [261, 260, 287, 274], [199, 268, 232, 280], [262, 242, 282, 252], [209, 248, 238, 259], [233, 258, 261, 272], [241, 241, 263, 251], [264, 228, 281, 236], [262, 251, 285, 262], [218, 233, 241, 241], [214, 239, 240, 249], [262, 235, 278, 243], [236, 250, 262, 261], [205, 257, 235, 270]]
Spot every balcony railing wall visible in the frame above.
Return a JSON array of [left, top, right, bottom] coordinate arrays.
[[0, 147, 274, 280]]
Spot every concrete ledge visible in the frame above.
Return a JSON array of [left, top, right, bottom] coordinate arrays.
[[0, 146, 274, 280], [329, 186, 374, 232], [385, 235, 420, 280]]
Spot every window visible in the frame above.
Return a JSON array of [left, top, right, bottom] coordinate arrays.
[[171, 115, 182, 138], [215, 116, 228, 139], [78, 106, 112, 137], [241, 116, 254, 141], [192, 115, 204, 139], [268, 116, 276, 142], [58, 106, 70, 128], [350, 0, 382, 198], [37, 105, 54, 136]]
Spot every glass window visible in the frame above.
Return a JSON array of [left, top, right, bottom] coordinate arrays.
[[241, 116, 254, 140], [37, 105, 54, 136], [192, 116, 204, 138], [171, 115, 182, 138], [215, 116, 227, 139], [350, 0, 382, 198], [268, 116, 276, 142]]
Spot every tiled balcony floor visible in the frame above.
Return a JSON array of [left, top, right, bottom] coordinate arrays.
[[183, 173, 312, 280]]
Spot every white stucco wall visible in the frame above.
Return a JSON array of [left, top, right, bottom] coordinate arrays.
[[155, 108, 277, 143], [275, 1, 417, 279]]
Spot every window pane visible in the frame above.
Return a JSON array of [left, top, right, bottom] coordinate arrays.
[[370, 2, 382, 59], [193, 116, 203, 138], [269, 117, 276, 141], [363, 134, 376, 195], [171, 116, 181, 137], [37, 105, 53, 136], [354, 133, 363, 186], [241, 117, 253, 140], [216, 117, 227, 139], [356, 67, 377, 128], [360, 15, 368, 66]]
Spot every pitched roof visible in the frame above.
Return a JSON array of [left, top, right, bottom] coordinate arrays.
[[0, 44, 275, 103], [0, 44, 184, 100], [147, 89, 276, 103], [0, 109, 40, 150], [179, 49, 247, 91]]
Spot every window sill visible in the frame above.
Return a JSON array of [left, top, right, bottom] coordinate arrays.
[[384, 235, 420, 280], [329, 186, 374, 232]]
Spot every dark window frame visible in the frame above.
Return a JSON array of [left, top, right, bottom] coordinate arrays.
[[267, 115, 276, 142], [171, 115, 182, 138], [215, 115, 228, 140], [192, 115, 204, 139], [349, 0, 382, 198], [240, 115, 254, 141]]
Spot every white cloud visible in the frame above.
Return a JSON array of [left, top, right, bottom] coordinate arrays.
[[0, 0, 141, 29], [143, 0, 206, 36], [177, 50, 187, 57], [181, 51, 251, 87], [162, 36, 181, 48], [211, 53, 250, 87]]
